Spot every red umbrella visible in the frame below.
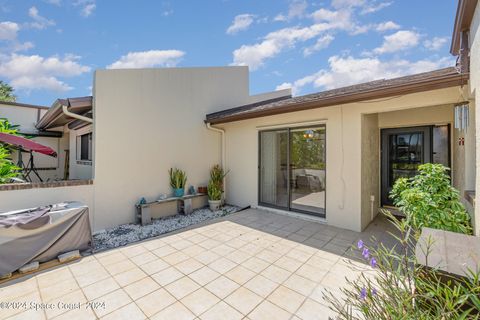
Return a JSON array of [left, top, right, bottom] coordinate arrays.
[[0, 132, 57, 157]]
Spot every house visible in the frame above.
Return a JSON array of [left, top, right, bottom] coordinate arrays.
[[0, 0, 478, 235]]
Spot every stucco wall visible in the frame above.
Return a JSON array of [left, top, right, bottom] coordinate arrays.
[[92, 67, 287, 230], [221, 86, 463, 232], [68, 125, 93, 180], [471, 2, 480, 235], [361, 113, 379, 230]]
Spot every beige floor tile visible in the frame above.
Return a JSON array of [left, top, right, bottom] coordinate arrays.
[[152, 245, 177, 258], [283, 274, 317, 296], [170, 239, 194, 251], [181, 288, 220, 316], [52, 305, 97, 320], [123, 276, 160, 300], [100, 302, 146, 320], [225, 238, 248, 249], [267, 285, 306, 314], [0, 278, 38, 302], [211, 244, 236, 256], [120, 245, 148, 258], [308, 284, 332, 305], [187, 234, 208, 244], [161, 234, 183, 244], [199, 301, 243, 320], [96, 252, 127, 267], [135, 288, 175, 317], [242, 257, 270, 273], [163, 251, 190, 265], [286, 249, 313, 264], [103, 259, 137, 276], [261, 265, 291, 284], [295, 298, 337, 320], [129, 251, 158, 266], [204, 276, 240, 299], [225, 265, 256, 285], [208, 257, 236, 274], [188, 266, 220, 286], [113, 268, 147, 287], [45, 289, 86, 319], [151, 266, 184, 286], [82, 277, 120, 301], [69, 260, 104, 278], [198, 239, 222, 250], [256, 249, 282, 264], [295, 264, 328, 283], [91, 289, 131, 318], [36, 267, 73, 289], [244, 274, 279, 298], [224, 287, 263, 315], [164, 276, 200, 300], [274, 256, 303, 273], [174, 258, 204, 275], [182, 244, 206, 257], [1, 290, 41, 319], [74, 268, 111, 288], [194, 250, 221, 265], [39, 278, 79, 302], [226, 250, 251, 264], [150, 301, 195, 320], [139, 258, 169, 275], [142, 238, 166, 251], [248, 300, 292, 320]]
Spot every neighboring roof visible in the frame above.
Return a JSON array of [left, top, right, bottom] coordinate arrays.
[[205, 67, 468, 125], [36, 96, 93, 130], [0, 100, 48, 110], [451, 0, 478, 55]]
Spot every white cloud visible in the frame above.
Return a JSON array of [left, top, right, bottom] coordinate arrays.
[[0, 53, 91, 92], [274, 0, 308, 21], [107, 50, 185, 69], [74, 0, 96, 17], [281, 55, 453, 95], [373, 30, 420, 54], [27, 6, 55, 30], [332, 0, 366, 9], [231, 23, 330, 70], [0, 21, 19, 41], [424, 36, 449, 51], [226, 14, 255, 35], [375, 21, 400, 32], [360, 1, 392, 14], [303, 34, 334, 56]]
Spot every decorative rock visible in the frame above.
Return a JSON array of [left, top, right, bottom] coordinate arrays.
[[19, 261, 39, 274], [0, 273, 12, 280], [58, 250, 81, 263]]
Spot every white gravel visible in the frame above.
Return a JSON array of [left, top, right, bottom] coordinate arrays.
[[93, 206, 239, 252]]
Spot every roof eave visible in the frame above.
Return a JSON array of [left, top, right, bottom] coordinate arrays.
[[450, 0, 478, 55], [207, 72, 468, 125]]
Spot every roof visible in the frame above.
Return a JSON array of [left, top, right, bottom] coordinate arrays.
[[205, 67, 468, 125], [36, 96, 93, 130], [451, 0, 478, 55], [0, 100, 48, 110]]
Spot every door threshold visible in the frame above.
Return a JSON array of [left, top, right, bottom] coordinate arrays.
[[255, 205, 327, 224]]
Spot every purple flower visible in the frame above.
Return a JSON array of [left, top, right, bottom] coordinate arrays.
[[359, 287, 367, 300], [370, 257, 377, 268], [372, 288, 377, 296], [357, 240, 364, 249], [362, 247, 370, 259]]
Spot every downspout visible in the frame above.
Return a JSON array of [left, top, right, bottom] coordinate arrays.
[[206, 123, 226, 202], [62, 104, 93, 124]]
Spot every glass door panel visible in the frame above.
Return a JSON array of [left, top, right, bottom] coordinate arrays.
[[289, 127, 326, 216], [259, 130, 289, 209]]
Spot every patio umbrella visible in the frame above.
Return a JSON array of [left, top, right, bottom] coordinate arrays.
[[0, 132, 57, 157]]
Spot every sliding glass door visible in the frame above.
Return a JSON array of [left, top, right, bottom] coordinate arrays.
[[259, 125, 326, 217]]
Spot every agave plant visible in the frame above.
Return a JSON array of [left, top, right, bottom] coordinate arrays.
[[169, 168, 187, 189]]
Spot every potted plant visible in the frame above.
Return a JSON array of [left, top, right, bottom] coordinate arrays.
[[209, 165, 229, 204], [207, 180, 222, 211], [169, 168, 187, 197]]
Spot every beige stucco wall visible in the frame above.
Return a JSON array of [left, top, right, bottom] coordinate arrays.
[[221, 86, 463, 232], [361, 113, 379, 230], [92, 67, 288, 231], [471, 2, 480, 235], [68, 125, 93, 180]]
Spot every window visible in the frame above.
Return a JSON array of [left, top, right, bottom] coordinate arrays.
[[76, 132, 92, 161]]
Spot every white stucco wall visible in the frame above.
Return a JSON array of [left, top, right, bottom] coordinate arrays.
[[221, 87, 463, 232], [471, 1, 480, 235], [69, 125, 93, 180], [92, 67, 287, 230]]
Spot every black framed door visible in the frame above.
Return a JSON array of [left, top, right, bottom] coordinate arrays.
[[381, 126, 432, 206], [259, 125, 326, 217]]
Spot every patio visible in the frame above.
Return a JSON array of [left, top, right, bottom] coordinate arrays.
[[0, 208, 396, 320]]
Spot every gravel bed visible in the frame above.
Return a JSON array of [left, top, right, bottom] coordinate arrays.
[[92, 205, 239, 252]]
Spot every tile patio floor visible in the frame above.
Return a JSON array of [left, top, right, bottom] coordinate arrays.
[[0, 208, 397, 320]]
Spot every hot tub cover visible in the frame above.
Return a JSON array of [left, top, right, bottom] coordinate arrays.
[[0, 202, 92, 275]]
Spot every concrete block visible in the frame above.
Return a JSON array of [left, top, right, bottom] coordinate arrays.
[[58, 250, 81, 263], [19, 261, 39, 274]]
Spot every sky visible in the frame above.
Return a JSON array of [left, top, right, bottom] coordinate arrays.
[[0, 0, 457, 106]]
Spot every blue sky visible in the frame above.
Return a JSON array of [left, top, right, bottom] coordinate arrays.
[[0, 0, 457, 106]]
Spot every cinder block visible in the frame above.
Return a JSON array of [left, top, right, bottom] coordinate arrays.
[[19, 261, 39, 274], [58, 250, 81, 263], [0, 273, 12, 280]]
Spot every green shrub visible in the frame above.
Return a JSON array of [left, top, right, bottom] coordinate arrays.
[[391, 163, 472, 235], [0, 146, 20, 183], [209, 164, 228, 191], [325, 210, 480, 319], [207, 180, 222, 201], [169, 168, 187, 189]]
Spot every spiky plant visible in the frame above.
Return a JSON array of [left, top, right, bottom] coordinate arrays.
[[169, 168, 187, 189]]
